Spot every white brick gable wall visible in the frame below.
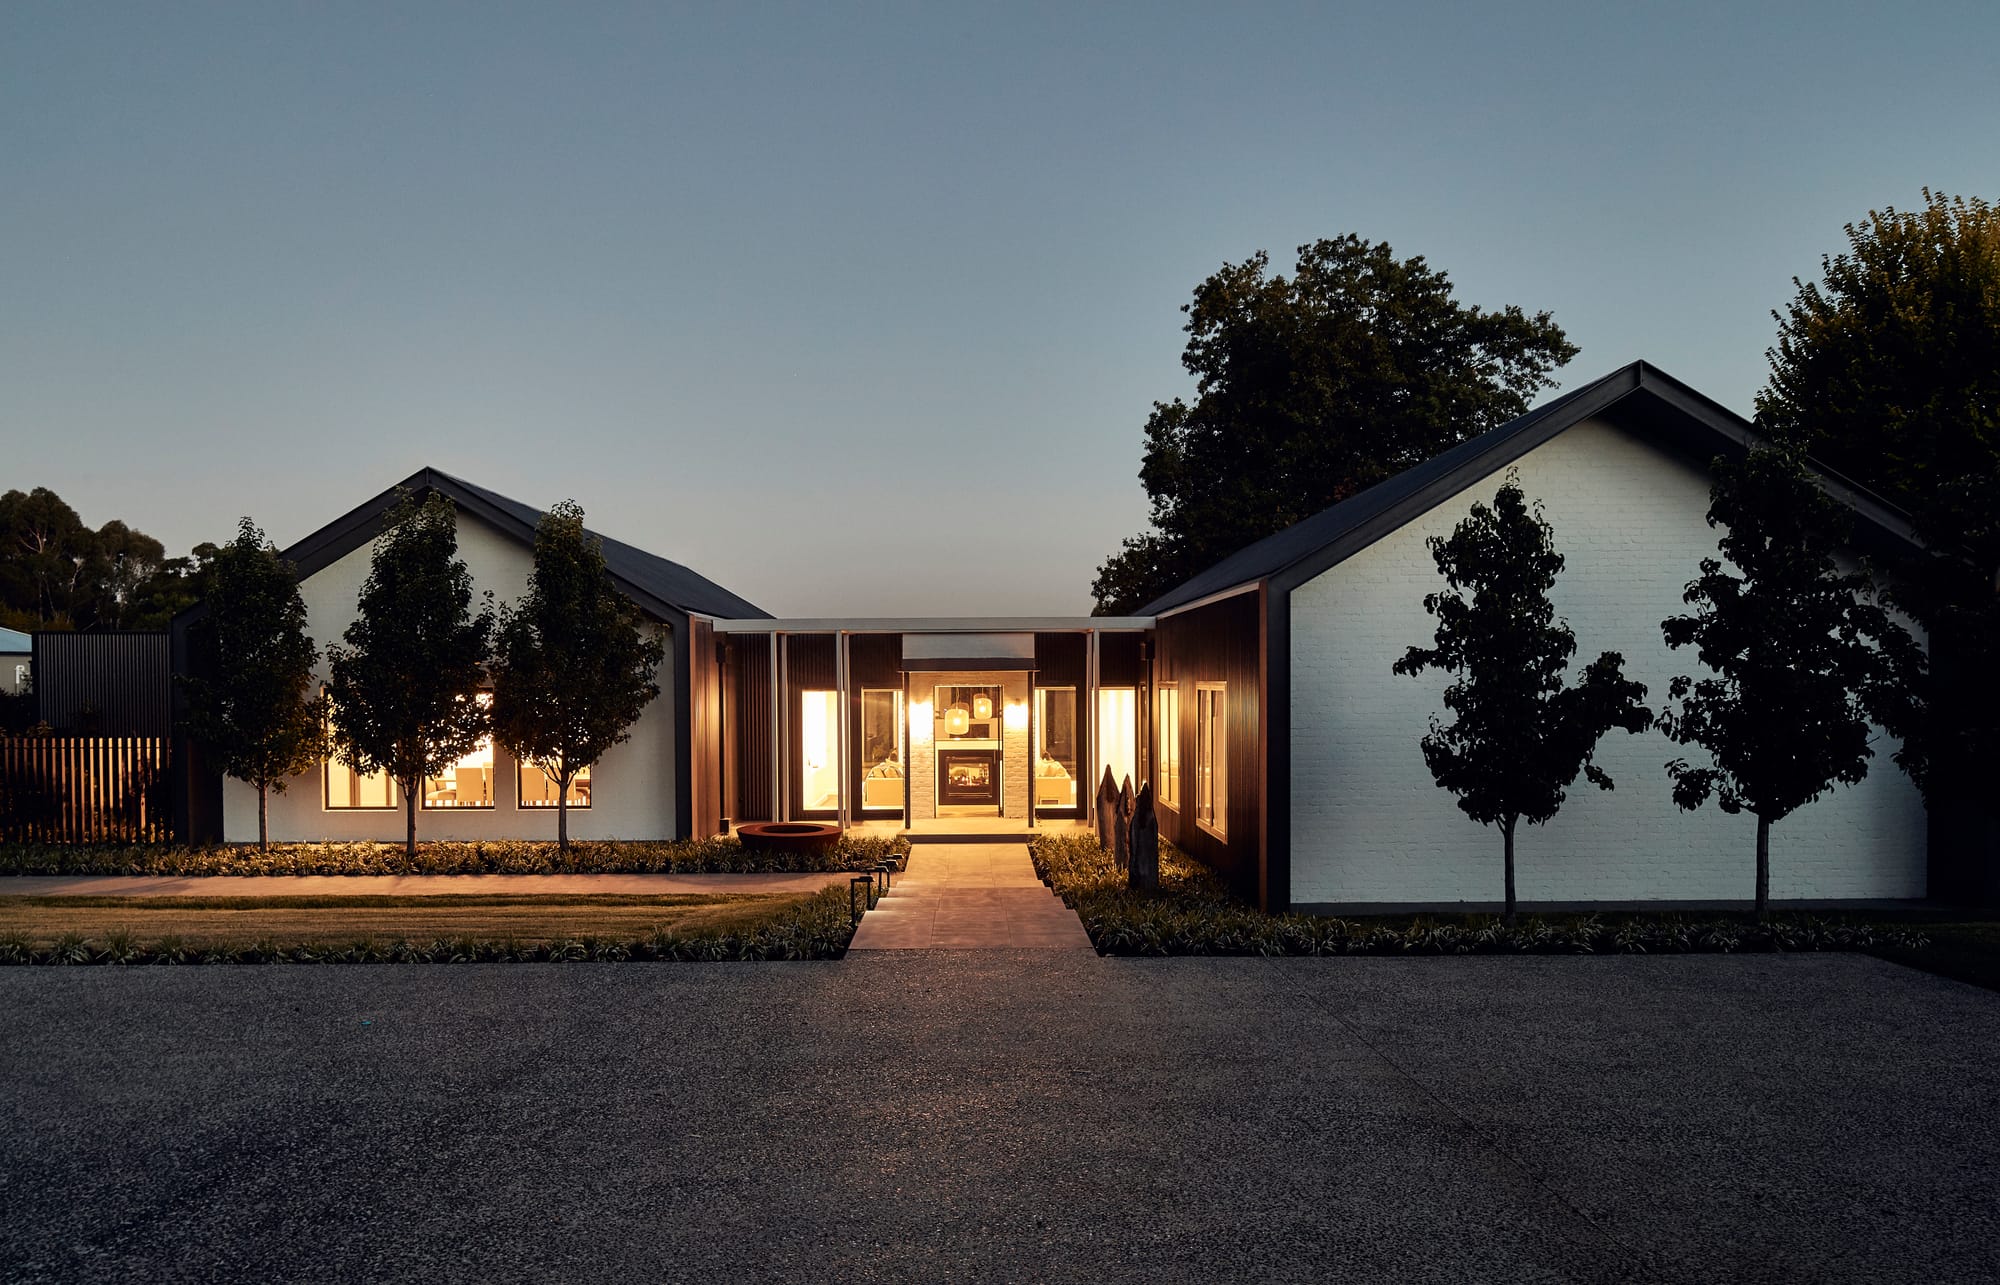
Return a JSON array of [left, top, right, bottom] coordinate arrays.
[[1288, 417, 1928, 906]]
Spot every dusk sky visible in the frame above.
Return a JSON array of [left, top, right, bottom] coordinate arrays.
[[7, 2, 1996, 616]]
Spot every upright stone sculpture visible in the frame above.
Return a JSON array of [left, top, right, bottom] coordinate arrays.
[[1129, 781, 1159, 892], [1095, 767, 1120, 853], [1113, 776, 1135, 872]]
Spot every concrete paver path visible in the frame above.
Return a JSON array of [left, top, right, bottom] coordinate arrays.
[[848, 842, 1093, 950], [0, 872, 848, 898]]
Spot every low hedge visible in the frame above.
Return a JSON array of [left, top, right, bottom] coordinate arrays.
[[0, 834, 909, 879], [0, 884, 859, 964], [1029, 832, 1931, 957]]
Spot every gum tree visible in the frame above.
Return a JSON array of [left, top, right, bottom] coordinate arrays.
[[1394, 475, 1651, 923], [490, 501, 664, 853], [179, 519, 326, 851], [1657, 448, 1906, 919], [326, 492, 494, 856]]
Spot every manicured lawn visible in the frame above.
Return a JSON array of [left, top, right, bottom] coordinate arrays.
[[0, 884, 860, 963]]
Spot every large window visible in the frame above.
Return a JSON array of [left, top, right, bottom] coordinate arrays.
[[800, 689, 840, 812], [424, 694, 495, 809], [1096, 687, 1136, 794], [1195, 683, 1226, 838], [326, 754, 397, 809], [1156, 684, 1180, 810], [860, 688, 904, 813], [519, 761, 590, 809], [1035, 687, 1078, 811]]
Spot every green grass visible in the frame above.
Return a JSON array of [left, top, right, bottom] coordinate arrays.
[[0, 833, 909, 878], [0, 882, 860, 963]]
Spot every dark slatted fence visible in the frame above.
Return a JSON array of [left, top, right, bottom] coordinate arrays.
[[0, 737, 174, 844]]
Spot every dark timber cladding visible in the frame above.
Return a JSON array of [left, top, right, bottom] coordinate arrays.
[[845, 634, 902, 819], [726, 634, 774, 823], [783, 634, 837, 818], [31, 632, 172, 736], [1151, 589, 1272, 908]]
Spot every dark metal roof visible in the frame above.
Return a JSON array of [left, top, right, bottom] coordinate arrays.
[[1139, 360, 1922, 616], [280, 468, 770, 621]]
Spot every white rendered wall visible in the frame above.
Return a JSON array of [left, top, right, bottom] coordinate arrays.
[[223, 512, 677, 842], [1288, 418, 1928, 906]]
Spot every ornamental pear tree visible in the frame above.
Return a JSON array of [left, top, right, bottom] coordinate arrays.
[[325, 492, 494, 857], [490, 501, 664, 853], [1091, 236, 1578, 613], [179, 518, 326, 851], [1657, 448, 1908, 918], [1393, 475, 1651, 923]]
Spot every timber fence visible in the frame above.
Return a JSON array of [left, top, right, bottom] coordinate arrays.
[[0, 736, 174, 844]]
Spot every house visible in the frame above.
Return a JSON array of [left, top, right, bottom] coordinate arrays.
[[0, 627, 28, 696], [1137, 360, 1930, 910], [171, 361, 1962, 908]]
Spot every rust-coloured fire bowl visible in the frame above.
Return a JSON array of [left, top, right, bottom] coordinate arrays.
[[734, 821, 844, 855]]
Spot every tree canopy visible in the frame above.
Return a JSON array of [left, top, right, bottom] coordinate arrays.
[[325, 492, 494, 857], [1092, 236, 1578, 614], [181, 518, 325, 850], [0, 486, 208, 631], [490, 500, 664, 852], [1656, 449, 1905, 916], [1755, 190, 2000, 811], [1393, 475, 1650, 922]]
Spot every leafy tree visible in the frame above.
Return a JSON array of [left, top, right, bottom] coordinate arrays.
[[1755, 190, 2000, 875], [490, 501, 664, 853], [1656, 449, 1905, 918], [326, 492, 494, 857], [0, 486, 183, 630], [181, 519, 326, 851], [1093, 236, 1578, 613], [1394, 475, 1650, 923]]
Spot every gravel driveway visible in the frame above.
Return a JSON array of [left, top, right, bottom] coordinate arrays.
[[3, 953, 1996, 1283]]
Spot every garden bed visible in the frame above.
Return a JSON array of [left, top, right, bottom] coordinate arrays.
[[0, 833, 909, 879], [1028, 832, 1934, 958]]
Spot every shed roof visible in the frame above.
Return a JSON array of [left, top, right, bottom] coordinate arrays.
[[1139, 361, 1921, 616], [0, 626, 30, 653]]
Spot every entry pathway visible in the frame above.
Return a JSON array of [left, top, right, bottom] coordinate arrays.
[[848, 842, 1094, 950], [0, 872, 848, 898]]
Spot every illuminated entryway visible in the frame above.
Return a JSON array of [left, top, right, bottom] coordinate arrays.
[[710, 619, 1155, 832]]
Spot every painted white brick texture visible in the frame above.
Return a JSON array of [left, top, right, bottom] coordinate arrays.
[[1288, 418, 1927, 905]]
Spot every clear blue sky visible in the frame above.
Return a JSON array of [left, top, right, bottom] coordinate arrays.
[[6, 1, 1996, 615]]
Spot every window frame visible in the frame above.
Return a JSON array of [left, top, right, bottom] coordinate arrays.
[[322, 685, 398, 810], [1156, 683, 1180, 811], [422, 692, 497, 810], [1194, 682, 1226, 840], [516, 759, 592, 810]]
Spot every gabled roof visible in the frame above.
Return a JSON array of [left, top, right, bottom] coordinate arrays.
[[1139, 360, 1922, 616], [284, 468, 770, 621]]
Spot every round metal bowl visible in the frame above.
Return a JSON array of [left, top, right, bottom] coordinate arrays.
[[734, 821, 843, 855]]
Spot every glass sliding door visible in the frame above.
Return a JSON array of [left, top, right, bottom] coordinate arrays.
[[1035, 687, 1078, 812], [1096, 687, 1136, 796], [799, 689, 840, 813], [860, 688, 904, 815]]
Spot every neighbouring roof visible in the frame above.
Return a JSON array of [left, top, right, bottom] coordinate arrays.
[[1139, 360, 1922, 616], [282, 468, 770, 621], [0, 626, 29, 653]]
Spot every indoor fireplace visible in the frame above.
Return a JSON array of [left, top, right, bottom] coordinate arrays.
[[937, 748, 1001, 809]]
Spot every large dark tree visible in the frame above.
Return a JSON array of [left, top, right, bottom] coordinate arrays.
[[181, 519, 326, 851], [325, 492, 494, 857], [1755, 191, 2000, 891], [1656, 449, 1906, 918], [1093, 237, 1578, 613], [1393, 475, 1651, 923], [0, 486, 189, 631], [490, 501, 664, 853]]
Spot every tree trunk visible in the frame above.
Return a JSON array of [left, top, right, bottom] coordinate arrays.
[[258, 782, 269, 852], [557, 777, 570, 856], [1502, 818, 1518, 927], [1755, 813, 1771, 922], [405, 784, 418, 859]]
